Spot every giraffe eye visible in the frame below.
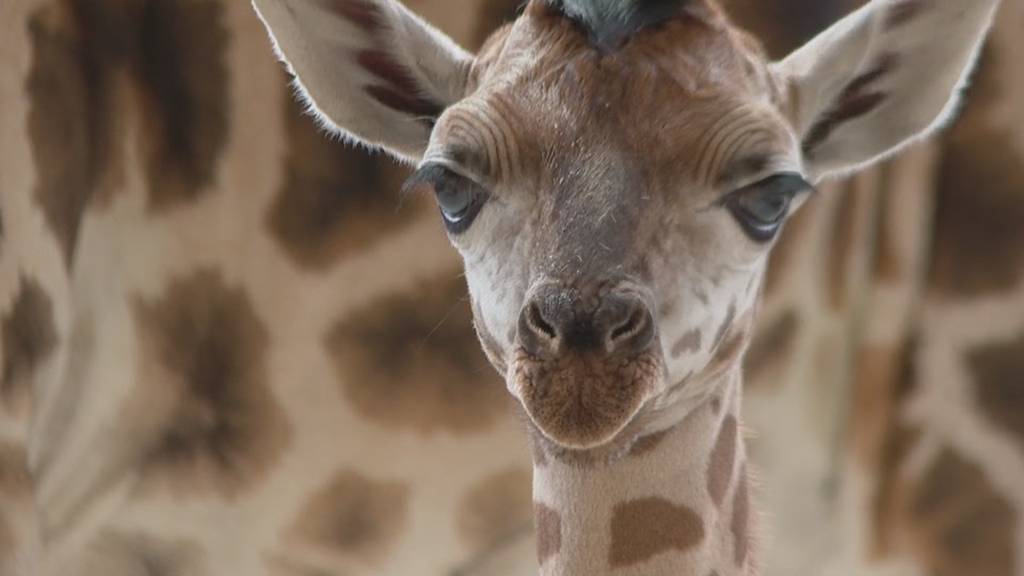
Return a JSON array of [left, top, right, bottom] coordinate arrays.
[[403, 164, 488, 234], [726, 173, 812, 242]]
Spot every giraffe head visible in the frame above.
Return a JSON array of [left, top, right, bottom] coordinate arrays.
[[255, 0, 994, 450]]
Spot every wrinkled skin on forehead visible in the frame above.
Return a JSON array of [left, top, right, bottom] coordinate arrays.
[[425, 4, 804, 449]]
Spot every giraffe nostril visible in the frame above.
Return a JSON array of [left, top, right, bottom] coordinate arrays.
[[610, 306, 645, 342], [527, 301, 558, 341]]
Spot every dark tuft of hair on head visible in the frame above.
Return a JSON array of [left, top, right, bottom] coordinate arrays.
[[544, 0, 691, 51]]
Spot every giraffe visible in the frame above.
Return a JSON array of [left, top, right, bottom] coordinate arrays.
[[253, 0, 1002, 574], [3, 0, 1024, 575]]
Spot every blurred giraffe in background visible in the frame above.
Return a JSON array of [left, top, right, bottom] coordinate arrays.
[[0, 1, 1021, 575]]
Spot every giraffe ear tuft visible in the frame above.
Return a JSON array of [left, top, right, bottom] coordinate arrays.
[[773, 0, 1000, 181]]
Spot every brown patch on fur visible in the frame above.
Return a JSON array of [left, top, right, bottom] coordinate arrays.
[[1, 277, 58, 416], [131, 270, 290, 498], [803, 53, 898, 154], [513, 348, 662, 449], [708, 415, 738, 508], [26, 1, 104, 266], [731, 467, 750, 567], [268, 94, 419, 270], [670, 328, 703, 358], [326, 273, 509, 435], [929, 127, 1024, 297], [968, 331, 1024, 455], [885, 0, 925, 30], [907, 449, 1017, 576], [535, 503, 562, 566], [458, 467, 533, 551], [26, 1, 229, 255], [135, 0, 229, 210], [289, 470, 409, 565], [609, 497, 705, 567], [743, 309, 798, 387]]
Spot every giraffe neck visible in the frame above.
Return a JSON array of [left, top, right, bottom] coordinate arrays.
[[530, 370, 752, 576]]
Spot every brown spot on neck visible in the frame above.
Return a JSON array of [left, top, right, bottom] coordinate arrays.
[[609, 497, 705, 567], [535, 503, 563, 566]]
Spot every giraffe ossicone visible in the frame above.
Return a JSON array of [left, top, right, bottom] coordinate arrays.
[[253, 0, 1001, 573]]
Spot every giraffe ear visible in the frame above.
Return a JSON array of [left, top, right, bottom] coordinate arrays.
[[772, 0, 1000, 181], [252, 0, 474, 163]]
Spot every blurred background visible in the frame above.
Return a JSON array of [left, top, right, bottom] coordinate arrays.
[[0, 0, 1021, 575]]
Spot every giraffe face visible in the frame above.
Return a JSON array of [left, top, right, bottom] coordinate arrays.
[[256, 0, 997, 450], [406, 6, 809, 449]]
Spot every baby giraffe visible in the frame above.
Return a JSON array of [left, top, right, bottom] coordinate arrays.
[[253, 0, 999, 574]]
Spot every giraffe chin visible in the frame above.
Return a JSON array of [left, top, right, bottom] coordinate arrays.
[[510, 349, 664, 450]]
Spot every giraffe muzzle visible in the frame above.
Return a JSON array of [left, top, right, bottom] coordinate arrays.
[[511, 283, 665, 449]]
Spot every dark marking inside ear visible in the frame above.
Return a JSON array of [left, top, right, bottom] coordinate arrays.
[[802, 53, 898, 154], [327, 0, 386, 34], [886, 0, 926, 30], [356, 50, 444, 122]]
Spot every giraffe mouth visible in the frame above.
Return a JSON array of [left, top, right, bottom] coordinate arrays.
[[510, 348, 665, 450]]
